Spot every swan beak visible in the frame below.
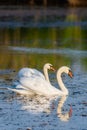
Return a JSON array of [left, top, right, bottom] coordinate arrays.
[[68, 70, 73, 78], [50, 66, 56, 72]]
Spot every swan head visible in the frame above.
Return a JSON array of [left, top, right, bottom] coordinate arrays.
[[58, 66, 73, 78], [44, 63, 56, 72]]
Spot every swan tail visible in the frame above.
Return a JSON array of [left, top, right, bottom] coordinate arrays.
[[7, 87, 34, 95]]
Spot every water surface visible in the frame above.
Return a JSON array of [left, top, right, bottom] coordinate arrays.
[[0, 6, 87, 130]]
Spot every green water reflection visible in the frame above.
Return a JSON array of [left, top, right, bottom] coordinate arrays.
[[0, 50, 71, 71], [0, 26, 86, 49], [0, 7, 87, 71]]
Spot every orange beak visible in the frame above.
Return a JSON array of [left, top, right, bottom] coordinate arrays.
[[50, 66, 56, 72], [68, 70, 73, 78]]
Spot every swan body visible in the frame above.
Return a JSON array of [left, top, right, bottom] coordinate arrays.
[[12, 66, 73, 96], [8, 63, 55, 95], [18, 63, 55, 83]]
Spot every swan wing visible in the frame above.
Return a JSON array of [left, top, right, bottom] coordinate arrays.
[[19, 77, 60, 96], [16, 84, 30, 90], [18, 68, 45, 79], [19, 77, 50, 95], [32, 69, 45, 79]]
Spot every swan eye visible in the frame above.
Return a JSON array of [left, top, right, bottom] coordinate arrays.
[[68, 70, 73, 78]]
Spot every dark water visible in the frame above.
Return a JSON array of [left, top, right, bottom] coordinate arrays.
[[0, 7, 87, 130]]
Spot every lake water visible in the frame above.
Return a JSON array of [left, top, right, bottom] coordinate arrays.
[[0, 6, 87, 130]]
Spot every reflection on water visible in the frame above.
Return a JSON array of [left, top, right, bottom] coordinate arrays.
[[57, 96, 72, 122]]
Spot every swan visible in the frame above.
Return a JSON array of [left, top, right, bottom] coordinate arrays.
[[14, 66, 73, 96], [8, 63, 55, 95], [18, 63, 55, 83]]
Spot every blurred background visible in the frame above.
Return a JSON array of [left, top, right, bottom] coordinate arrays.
[[0, 2, 87, 130], [0, 0, 87, 72]]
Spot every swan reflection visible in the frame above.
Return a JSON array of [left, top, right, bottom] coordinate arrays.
[[17, 94, 72, 122], [7, 90, 72, 122], [57, 96, 72, 121]]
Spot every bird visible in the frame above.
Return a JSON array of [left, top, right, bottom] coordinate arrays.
[[8, 66, 73, 96], [18, 63, 55, 83], [8, 63, 55, 95]]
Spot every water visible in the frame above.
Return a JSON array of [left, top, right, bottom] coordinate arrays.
[[0, 6, 87, 130]]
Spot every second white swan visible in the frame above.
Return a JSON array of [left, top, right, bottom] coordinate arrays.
[[8, 63, 55, 95], [18, 63, 55, 83]]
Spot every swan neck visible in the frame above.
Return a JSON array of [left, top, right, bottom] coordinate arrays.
[[57, 69, 68, 95], [43, 66, 50, 83]]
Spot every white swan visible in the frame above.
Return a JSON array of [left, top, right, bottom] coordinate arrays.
[[8, 63, 55, 95], [18, 63, 55, 83], [13, 66, 73, 96]]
